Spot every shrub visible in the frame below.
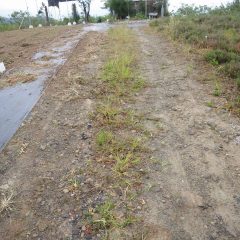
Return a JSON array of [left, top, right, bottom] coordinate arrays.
[[205, 49, 239, 65], [223, 61, 240, 78], [149, 20, 160, 27]]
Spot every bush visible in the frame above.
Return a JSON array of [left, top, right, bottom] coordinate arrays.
[[205, 49, 239, 65], [149, 20, 160, 27], [134, 13, 146, 20], [223, 61, 240, 78]]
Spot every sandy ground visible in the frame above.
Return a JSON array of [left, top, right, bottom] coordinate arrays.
[[0, 24, 240, 239]]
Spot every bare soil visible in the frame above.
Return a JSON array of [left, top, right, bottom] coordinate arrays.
[[0, 31, 106, 239], [136, 29, 240, 239], [0, 26, 79, 70], [0, 24, 240, 240]]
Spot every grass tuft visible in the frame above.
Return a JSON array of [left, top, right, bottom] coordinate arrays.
[[0, 191, 14, 214]]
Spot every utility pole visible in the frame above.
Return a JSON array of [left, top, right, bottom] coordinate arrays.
[[161, 5, 164, 17], [160, 0, 165, 17], [44, 4, 50, 26], [44, 5, 50, 25], [145, 0, 148, 18]]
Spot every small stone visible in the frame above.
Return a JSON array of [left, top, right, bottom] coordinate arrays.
[[82, 225, 86, 231], [38, 222, 47, 232], [81, 133, 88, 140], [63, 189, 69, 193], [137, 206, 142, 210], [40, 145, 46, 150], [86, 178, 93, 183], [162, 200, 166, 203]]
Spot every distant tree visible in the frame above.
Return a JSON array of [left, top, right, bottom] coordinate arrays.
[[72, 3, 80, 22], [175, 4, 210, 16], [77, 0, 91, 22], [10, 11, 28, 25], [104, 0, 128, 19]]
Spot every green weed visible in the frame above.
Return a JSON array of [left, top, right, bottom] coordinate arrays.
[[96, 130, 113, 147], [206, 101, 214, 107], [205, 49, 239, 65], [213, 82, 222, 96], [93, 201, 134, 230], [114, 153, 140, 174]]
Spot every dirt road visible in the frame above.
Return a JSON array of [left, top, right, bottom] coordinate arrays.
[[0, 23, 240, 239], [136, 30, 240, 239]]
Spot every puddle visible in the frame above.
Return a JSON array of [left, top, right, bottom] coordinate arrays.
[[32, 51, 63, 60], [83, 23, 110, 32], [0, 23, 110, 151]]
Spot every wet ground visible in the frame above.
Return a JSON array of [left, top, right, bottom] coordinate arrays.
[[0, 23, 110, 151]]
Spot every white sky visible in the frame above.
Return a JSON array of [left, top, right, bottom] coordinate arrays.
[[0, 0, 234, 18]]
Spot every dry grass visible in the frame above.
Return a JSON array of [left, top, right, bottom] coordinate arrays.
[[0, 190, 14, 214], [0, 72, 36, 89]]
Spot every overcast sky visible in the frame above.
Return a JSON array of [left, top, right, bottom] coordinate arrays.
[[0, 0, 233, 18]]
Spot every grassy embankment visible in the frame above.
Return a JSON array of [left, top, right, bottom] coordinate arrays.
[[150, 2, 240, 114], [0, 24, 18, 32], [83, 26, 147, 239]]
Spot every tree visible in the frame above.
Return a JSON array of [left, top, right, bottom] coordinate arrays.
[[72, 3, 80, 22], [11, 11, 28, 25], [104, 0, 129, 19], [77, 0, 91, 22]]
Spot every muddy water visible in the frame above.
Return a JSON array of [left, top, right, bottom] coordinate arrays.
[[0, 23, 110, 151]]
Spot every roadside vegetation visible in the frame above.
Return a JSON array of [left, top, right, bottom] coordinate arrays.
[[150, 0, 240, 114], [0, 12, 66, 32]]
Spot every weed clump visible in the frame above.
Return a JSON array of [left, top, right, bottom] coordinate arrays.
[[205, 49, 239, 66]]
